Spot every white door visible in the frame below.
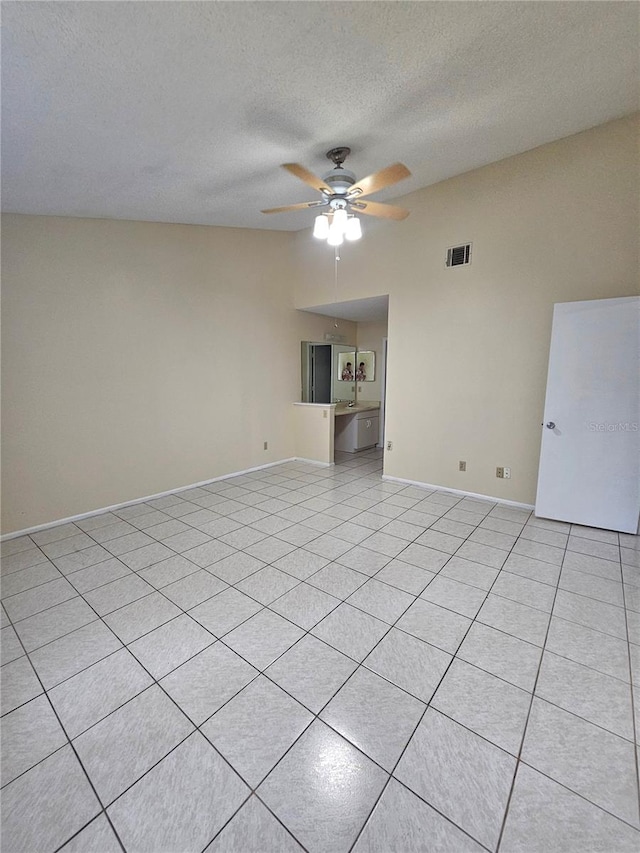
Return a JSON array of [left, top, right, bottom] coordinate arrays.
[[535, 296, 640, 534]]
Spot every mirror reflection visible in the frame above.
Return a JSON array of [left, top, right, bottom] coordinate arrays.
[[301, 342, 376, 403], [355, 351, 375, 382], [301, 342, 356, 403], [338, 352, 355, 381]]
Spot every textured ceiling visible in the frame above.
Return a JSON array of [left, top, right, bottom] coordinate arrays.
[[2, 2, 638, 231]]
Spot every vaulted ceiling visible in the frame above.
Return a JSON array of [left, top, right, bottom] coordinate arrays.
[[2, 2, 638, 231]]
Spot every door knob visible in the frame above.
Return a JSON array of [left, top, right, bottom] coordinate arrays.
[[546, 422, 556, 430]]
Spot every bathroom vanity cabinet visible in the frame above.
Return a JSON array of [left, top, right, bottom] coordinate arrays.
[[334, 406, 380, 453]]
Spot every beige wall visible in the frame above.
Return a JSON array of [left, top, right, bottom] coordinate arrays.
[[356, 320, 388, 403], [293, 116, 640, 503], [3, 116, 638, 531], [0, 215, 351, 533]]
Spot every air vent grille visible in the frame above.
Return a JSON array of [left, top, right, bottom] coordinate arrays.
[[446, 243, 472, 267]]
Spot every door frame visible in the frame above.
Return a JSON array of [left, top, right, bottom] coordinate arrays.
[[378, 336, 388, 448]]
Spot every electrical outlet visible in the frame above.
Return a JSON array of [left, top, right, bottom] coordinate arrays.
[[496, 467, 504, 478], [263, 441, 268, 451], [459, 461, 466, 471], [323, 410, 328, 419], [504, 467, 511, 479], [386, 441, 393, 451]]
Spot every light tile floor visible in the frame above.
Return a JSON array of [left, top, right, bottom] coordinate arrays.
[[1, 449, 639, 852]]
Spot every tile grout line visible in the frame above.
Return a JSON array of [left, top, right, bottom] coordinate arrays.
[[0, 497, 615, 693], [1, 603, 129, 853], [1, 466, 521, 606], [3, 482, 627, 725], [3, 490, 607, 618], [70, 471, 400, 852], [189, 476, 476, 848], [3, 456, 425, 595], [617, 533, 640, 819], [3, 459, 638, 851], [6, 466, 373, 851], [347, 504, 538, 853], [3, 494, 626, 706], [8, 567, 632, 767], [495, 523, 571, 851], [203, 498, 482, 849]]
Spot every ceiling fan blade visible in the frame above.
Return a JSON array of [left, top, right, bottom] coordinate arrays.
[[347, 163, 411, 199], [350, 199, 410, 220], [282, 163, 330, 194], [261, 200, 328, 214]]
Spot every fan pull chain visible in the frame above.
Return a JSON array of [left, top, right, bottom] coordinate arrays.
[[333, 244, 340, 328]]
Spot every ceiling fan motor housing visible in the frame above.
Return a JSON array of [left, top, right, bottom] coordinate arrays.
[[322, 168, 356, 196]]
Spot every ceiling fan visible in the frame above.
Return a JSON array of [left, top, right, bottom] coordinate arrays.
[[262, 147, 411, 245]]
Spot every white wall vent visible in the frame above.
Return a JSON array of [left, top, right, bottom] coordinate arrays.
[[446, 243, 472, 267]]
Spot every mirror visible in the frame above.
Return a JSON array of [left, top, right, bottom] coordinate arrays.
[[301, 342, 356, 403], [337, 351, 356, 381], [354, 351, 375, 382], [301, 343, 377, 402]]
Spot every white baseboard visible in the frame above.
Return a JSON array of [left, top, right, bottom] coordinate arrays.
[[2, 458, 303, 542], [2, 461, 535, 542], [382, 475, 535, 511]]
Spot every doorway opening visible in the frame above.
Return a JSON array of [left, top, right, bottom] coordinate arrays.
[[309, 344, 331, 403], [299, 294, 390, 456]]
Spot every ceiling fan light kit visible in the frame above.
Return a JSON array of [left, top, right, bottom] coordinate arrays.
[[314, 208, 363, 246], [312, 214, 330, 240], [345, 216, 362, 241], [262, 147, 411, 245]]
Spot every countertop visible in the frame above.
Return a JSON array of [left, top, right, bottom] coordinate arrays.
[[334, 403, 380, 418]]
